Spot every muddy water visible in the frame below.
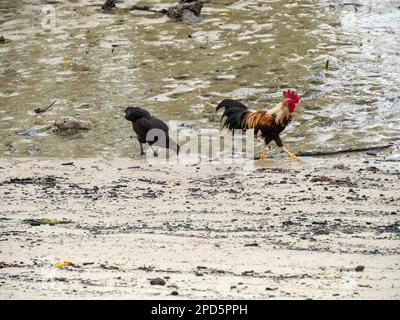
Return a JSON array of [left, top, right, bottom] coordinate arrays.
[[0, 0, 399, 158]]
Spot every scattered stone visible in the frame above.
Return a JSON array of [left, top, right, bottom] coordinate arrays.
[[244, 242, 259, 247], [23, 218, 71, 226], [333, 163, 349, 170], [26, 144, 38, 154], [0, 262, 25, 269], [340, 265, 365, 272], [100, 264, 119, 270], [72, 64, 90, 72], [282, 220, 294, 226], [54, 277, 68, 282], [0, 176, 59, 187], [53, 117, 93, 136], [265, 287, 278, 291], [310, 175, 332, 183], [150, 278, 166, 286], [15, 128, 41, 136], [138, 265, 155, 271], [167, 0, 203, 22], [61, 162, 74, 166]]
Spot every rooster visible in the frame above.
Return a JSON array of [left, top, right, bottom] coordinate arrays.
[[216, 90, 301, 160]]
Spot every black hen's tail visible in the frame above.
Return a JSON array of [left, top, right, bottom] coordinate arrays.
[[216, 99, 250, 131]]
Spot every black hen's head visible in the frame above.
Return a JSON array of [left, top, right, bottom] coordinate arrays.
[[125, 107, 151, 122]]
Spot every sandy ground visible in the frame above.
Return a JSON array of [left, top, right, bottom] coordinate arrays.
[[0, 156, 399, 299]]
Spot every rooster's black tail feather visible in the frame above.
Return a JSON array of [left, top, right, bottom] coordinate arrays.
[[216, 99, 249, 131]]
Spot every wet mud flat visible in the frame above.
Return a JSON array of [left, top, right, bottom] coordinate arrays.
[[1, 0, 400, 158], [0, 157, 399, 299]]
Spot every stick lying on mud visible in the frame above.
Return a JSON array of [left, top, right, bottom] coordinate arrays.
[[34, 100, 57, 114], [296, 144, 393, 157], [130, 2, 203, 21], [130, 5, 167, 14], [117, 135, 135, 143]]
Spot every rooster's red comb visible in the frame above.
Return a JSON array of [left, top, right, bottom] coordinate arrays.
[[283, 90, 299, 104]]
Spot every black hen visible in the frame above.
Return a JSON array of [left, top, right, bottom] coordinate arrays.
[[125, 107, 180, 156]]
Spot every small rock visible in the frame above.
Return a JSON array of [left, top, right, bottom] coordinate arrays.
[[53, 117, 93, 136], [333, 163, 349, 170], [310, 175, 332, 183], [244, 242, 259, 247], [15, 128, 40, 136], [150, 278, 166, 286], [72, 64, 90, 72], [265, 287, 278, 291], [355, 265, 365, 272], [340, 265, 365, 272], [61, 162, 74, 166], [99, 264, 119, 270]]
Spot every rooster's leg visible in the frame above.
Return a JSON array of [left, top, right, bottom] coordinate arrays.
[[258, 143, 267, 160], [281, 147, 301, 161]]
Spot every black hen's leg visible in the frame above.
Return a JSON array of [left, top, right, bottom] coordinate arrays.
[[232, 131, 235, 156], [150, 146, 158, 157], [140, 143, 145, 156]]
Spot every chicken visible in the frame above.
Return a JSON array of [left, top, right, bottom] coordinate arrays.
[[125, 107, 180, 157], [216, 90, 300, 161]]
